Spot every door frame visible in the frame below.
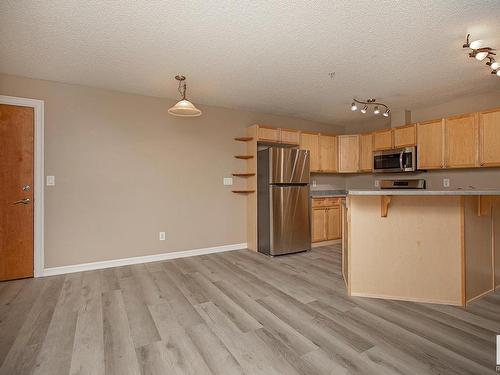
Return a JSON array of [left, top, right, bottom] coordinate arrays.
[[0, 95, 44, 277]]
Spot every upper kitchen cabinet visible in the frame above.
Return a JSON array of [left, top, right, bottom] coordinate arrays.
[[359, 133, 373, 172], [479, 108, 500, 167], [444, 113, 478, 169], [372, 129, 393, 151], [338, 135, 360, 173], [417, 119, 444, 169], [280, 128, 300, 145], [318, 134, 338, 172], [257, 126, 280, 142], [300, 132, 320, 172], [393, 124, 416, 148]]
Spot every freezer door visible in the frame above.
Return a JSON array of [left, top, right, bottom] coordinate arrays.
[[270, 148, 310, 184], [270, 185, 311, 255]]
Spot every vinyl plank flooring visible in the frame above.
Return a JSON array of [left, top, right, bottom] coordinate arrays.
[[0, 244, 497, 374]]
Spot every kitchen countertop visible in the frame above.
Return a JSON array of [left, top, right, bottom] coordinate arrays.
[[310, 190, 348, 197], [348, 189, 500, 196]]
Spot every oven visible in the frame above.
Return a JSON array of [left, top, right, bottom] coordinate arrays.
[[373, 146, 416, 173]]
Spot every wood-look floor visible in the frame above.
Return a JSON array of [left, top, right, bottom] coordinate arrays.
[[0, 245, 499, 375]]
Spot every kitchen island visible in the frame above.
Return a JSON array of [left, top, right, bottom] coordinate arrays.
[[345, 190, 500, 306]]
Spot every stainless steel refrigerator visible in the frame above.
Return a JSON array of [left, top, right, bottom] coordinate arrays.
[[257, 147, 311, 256]]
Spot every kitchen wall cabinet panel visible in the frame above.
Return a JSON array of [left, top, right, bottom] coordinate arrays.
[[393, 125, 416, 148], [417, 119, 444, 169], [359, 133, 373, 172], [479, 108, 500, 167], [372, 129, 393, 151], [258, 126, 279, 142], [444, 113, 477, 169], [338, 135, 360, 173], [318, 135, 337, 172], [312, 208, 327, 242], [280, 128, 300, 145], [300, 132, 320, 172]]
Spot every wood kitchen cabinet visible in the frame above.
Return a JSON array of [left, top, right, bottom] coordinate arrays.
[[393, 124, 416, 148], [359, 133, 373, 172], [444, 113, 477, 168], [417, 119, 444, 169], [479, 108, 500, 167], [338, 135, 360, 173], [372, 129, 393, 151], [318, 134, 338, 172], [300, 132, 320, 172], [280, 128, 300, 145], [257, 126, 280, 142], [312, 198, 342, 242]]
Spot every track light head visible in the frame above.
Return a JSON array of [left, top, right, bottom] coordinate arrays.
[[383, 109, 390, 117], [475, 51, 489, 61], [351, 102, 357, 111], [490, 61, 500, 70], [373, 106, 380, 115], [360, 105, 368, 114]]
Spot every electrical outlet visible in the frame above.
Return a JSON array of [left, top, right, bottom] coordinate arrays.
[[159, 232, 166, 241], [223, 177, 233, 186], [443, 178, 450, 188], [312, 180, 317, 187], [374, 180, 380, 188], [46, 175, 55, 186]]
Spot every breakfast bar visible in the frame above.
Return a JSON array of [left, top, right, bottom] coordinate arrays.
[[345, 190, 500, 306]]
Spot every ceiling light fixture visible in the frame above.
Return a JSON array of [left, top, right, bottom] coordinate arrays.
[[463, 34, 497, 77], [351, 98, 390, 116], [168, 75, 202, 117]]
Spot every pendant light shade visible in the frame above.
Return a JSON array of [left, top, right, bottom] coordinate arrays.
[[168, 75, 202, 117], [168, 99, 202, 117]]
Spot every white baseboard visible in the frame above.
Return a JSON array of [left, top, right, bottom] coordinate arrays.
[[41, 243, 247, 277]]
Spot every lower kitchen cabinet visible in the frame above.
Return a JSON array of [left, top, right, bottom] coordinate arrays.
[[312, 208, 327, 242], [311, 198, 342, 243]]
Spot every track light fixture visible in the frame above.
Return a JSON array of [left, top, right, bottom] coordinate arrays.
[[463, 34, 498, 78], [350, 98, 390, 117]]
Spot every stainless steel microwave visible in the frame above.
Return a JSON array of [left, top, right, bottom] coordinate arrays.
[[373, 147, 416, 173]]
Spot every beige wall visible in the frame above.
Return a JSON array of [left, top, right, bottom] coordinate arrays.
[[0, 74, 344, 268]]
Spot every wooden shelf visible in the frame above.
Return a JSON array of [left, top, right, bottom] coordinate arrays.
[[234, 137, 253, 142], [234, 155, 254, 160], [232, 190, 255, 194], [232, 173, 255, 177]]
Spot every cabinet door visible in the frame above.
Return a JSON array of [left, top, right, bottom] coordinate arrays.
[[417, 119, 444, 169], [280, 128, 300, 145], [479, 109, 500, 167], [300, 133, 320, 172], [393, 125, 416, 148], [338, 135, 360, 173], [444, 113, 477, 168], [318, 135, 337, 172], [258, 126, 279, 142], [373, 129, 393, 151], [312, 208, 327, 242], [359, 133, 373, 172], [326, 207, 341, 240]]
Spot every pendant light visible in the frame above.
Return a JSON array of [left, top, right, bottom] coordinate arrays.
[[168, 75, 202, 117]]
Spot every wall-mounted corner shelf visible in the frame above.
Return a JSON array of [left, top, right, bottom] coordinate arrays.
[[232, 190, 255, 194], [234, 155, 254, 160], [232, 173, 256, 177], [234, 137, 254, 142]]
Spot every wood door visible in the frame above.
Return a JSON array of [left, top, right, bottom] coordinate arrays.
[[318, 135, 337, 172], [326, 207, 341, 240], [0, 104, 34, 281], [258, 126, 279, 142], [417, 119, 444, 169], [444, 113, 477, 168], [338, 135, 360, 173], [479, 108, 500, 167], [393, 124, 416, 148], [372, 129, 393, 151], [311, 208, 327, 242], [300, 132, 320, 172], [280, 128, 300, 145], [359, 133, 373, 172]]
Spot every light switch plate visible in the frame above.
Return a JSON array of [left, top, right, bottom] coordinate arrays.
[[443, 178, 450, 188], [223, 177, 233, 186], [159, 232, 166, 241], [312, 180, 317, 187], [46, 175, 55, 186], [374, 180, 380, 188]]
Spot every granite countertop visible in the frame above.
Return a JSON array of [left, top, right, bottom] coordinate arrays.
[[310, 190, 348, 197], [348, 189, 500, 196]]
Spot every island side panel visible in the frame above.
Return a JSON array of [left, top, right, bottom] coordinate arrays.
[[495, 198, 500, 289], [349, 195, 462, 305]]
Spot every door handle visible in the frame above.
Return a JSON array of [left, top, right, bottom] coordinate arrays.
[[13, 198, 31, 205]]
